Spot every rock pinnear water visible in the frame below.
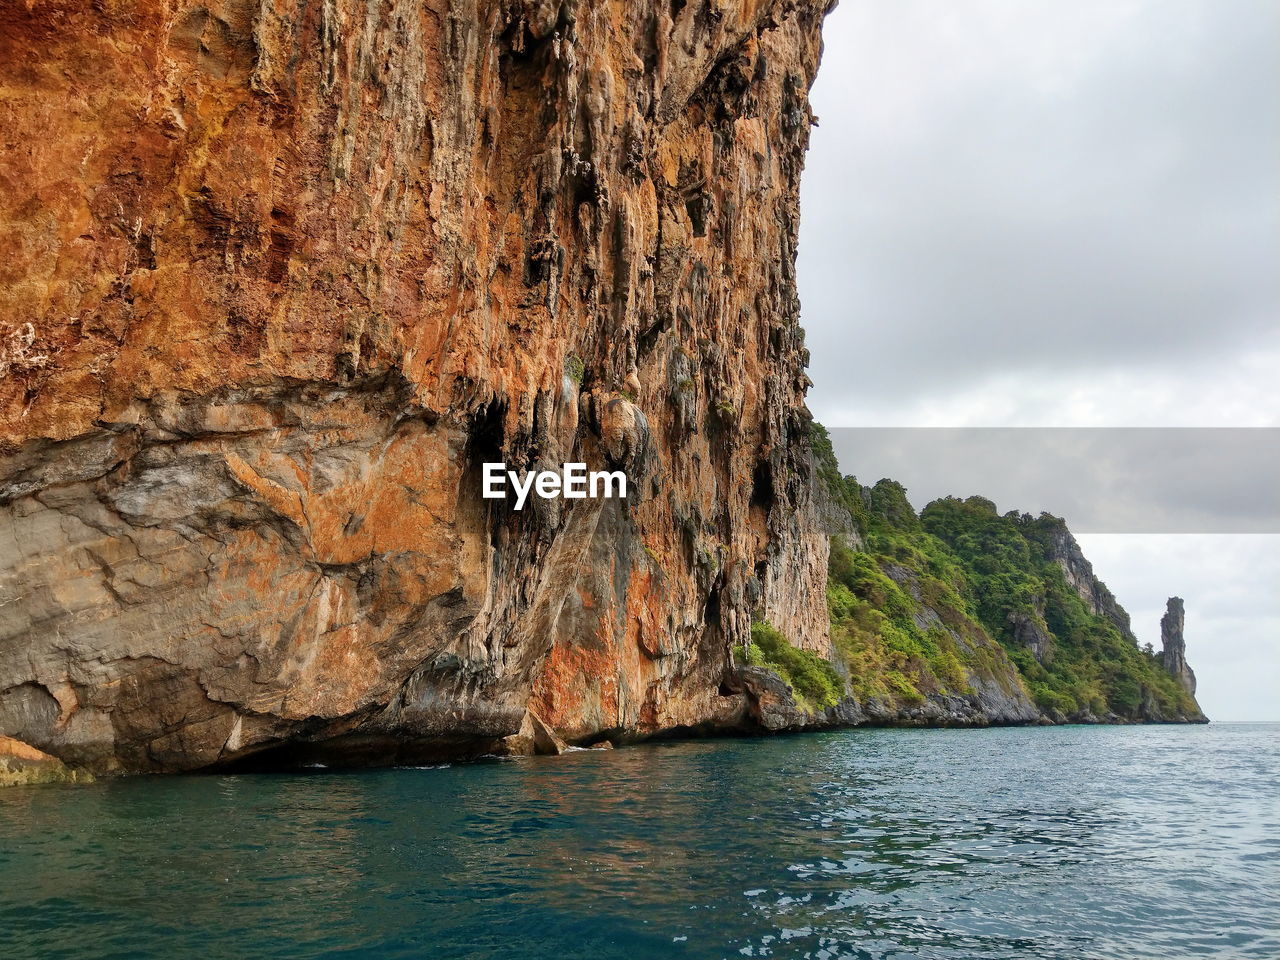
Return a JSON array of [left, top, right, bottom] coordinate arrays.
[[1161, 598, 1197, 696], [0, 0, 834, 774]]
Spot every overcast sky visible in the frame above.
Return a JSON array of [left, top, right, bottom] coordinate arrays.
[[797, 0, 1278, 720]]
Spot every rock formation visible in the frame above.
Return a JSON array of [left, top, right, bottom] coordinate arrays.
[[0, 735, 92, 787], [0, 0, 834, 774], [1160, 597, 1197, 696], [0, 2, 1210, 780], [1042, 521, 1135, 640], [1009, 610, 1054, 666]]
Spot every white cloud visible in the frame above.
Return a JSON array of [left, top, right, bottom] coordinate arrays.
[[799, 0, 1279, 719], [799, 0, 1279, 422], [809, 339, 1280, 427]]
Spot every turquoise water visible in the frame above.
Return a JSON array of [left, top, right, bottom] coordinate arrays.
[[2, 724, 1277, 959]]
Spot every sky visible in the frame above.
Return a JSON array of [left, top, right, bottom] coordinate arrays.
[[796, 0, 1279, 720]]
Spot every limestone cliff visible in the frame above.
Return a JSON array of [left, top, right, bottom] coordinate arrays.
[[1160, 597, 1197, 696], [0, 0, 834, 773], [1041, 521, 1135, 642]]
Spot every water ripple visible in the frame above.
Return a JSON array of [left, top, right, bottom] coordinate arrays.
[[2, 724, 1277, 959]]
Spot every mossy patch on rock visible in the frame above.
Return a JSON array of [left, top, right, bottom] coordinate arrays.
[[737, 621, 843, 711], [0, 737, 94, 788]]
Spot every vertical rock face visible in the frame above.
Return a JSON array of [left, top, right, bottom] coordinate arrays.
[[1008, 611, 1054, 666], [0, 0, 833, 772], [1160, 597, 1196, 696], [1043, 524, 1135, 641]]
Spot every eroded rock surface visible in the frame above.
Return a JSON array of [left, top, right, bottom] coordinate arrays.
[[1160, 597, 1197, 696], [0, 735, 92, 787], [1044, 523, 1135, 640], [0, 0, 834, 772]]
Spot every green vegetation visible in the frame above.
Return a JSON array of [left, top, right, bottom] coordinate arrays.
[[825, 495, 995, 707], [810, 433, 996, 707], [802, 424, 1199, 720], [564, 355, 585, 385], [737, 621, 843, 710], [920, 496, 1199, 720]]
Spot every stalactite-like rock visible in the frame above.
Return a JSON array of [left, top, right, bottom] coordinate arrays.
[[0, 0, 834, 773]]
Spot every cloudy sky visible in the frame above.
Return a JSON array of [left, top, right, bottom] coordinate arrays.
[[797, 0, 1278, 720]]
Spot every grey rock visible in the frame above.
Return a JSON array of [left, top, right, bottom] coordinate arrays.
[[1160, 597, 1198, 696]]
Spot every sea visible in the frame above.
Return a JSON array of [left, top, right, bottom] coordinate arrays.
[[2, 723, 1276, 959]]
